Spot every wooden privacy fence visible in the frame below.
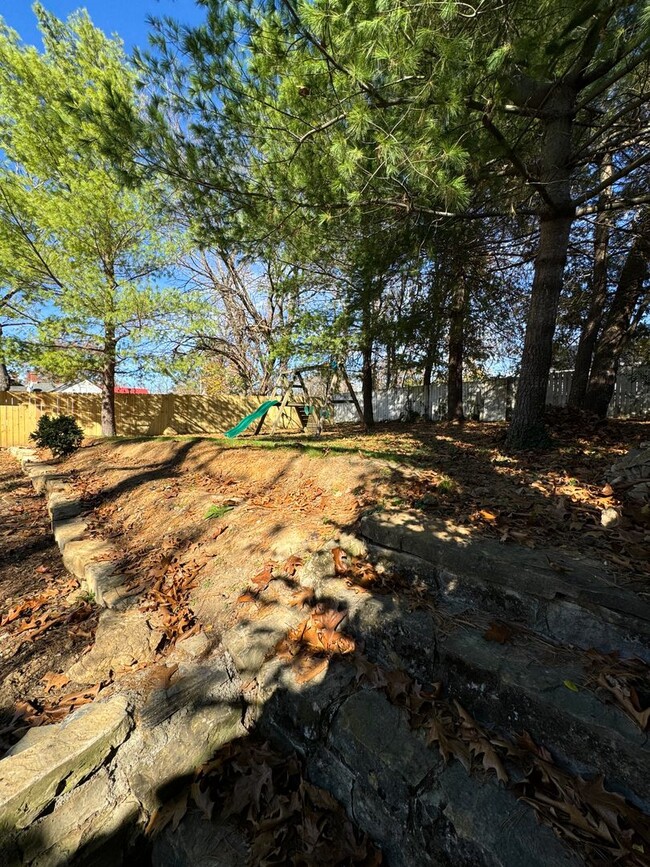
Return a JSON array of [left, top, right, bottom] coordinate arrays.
[[0, 392, 301, 448]]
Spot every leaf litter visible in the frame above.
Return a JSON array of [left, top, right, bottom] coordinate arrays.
[[352, 655, 650, 865], [145, 736, 382, 866]]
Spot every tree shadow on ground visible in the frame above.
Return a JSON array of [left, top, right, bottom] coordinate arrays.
[[1, 518, 648, 866], [1, 423, 649, 865]]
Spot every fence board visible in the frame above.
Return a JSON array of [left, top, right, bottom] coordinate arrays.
[[3, 367, 648, 447], [333, 367, 650, 424], [0, 392, 302, 447]]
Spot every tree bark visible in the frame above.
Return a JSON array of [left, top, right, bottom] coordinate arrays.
[[0, 325, 9, 392], [447, 278, 467, 422], [361, 341, 374, 427], [568, 153, 612, 408], [423, 357, 434, 422], [507, 89, 576, 449], [101, 323, 117, 437], [582, 212, 650, 418]]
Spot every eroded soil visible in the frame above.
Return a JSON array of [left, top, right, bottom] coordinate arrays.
[[2, 416, 648, 735], [1, 416, 649, 863]]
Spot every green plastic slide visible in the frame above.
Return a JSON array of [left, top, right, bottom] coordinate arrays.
[[224, 400, 280, 438]]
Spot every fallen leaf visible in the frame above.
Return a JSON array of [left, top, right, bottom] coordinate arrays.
[[289, 587, 315, 608], [41, 672, 70, 693], [332, 547, 348, 574], [145, 790, 189, 837], [293, 655, 329, 683], [483, 621, 514, 644], [191, 780, 214, 819], [237, 591, 258, 605], [479, 509, 498, 523], [281, 555, 304, 577], [251, 563, 275, 591]]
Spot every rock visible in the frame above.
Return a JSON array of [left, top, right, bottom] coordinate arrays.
[[0, 696, 132, 835], [16, 768, 139, 867], [101, 584, 142, 610], [601, 507, 620, 528], [438, 627, 650, 803], [162, 427, 178, 436], [257, 657, 357, 744], [46, 491, 83, 522], [298, 549, 336, 590], [4, 726, 58, 758], [360, 509, 650, 656], [310, 689, 440, 864], [329, 690, 438, 794], [337, 532, 368, 558], [174, 630, 211, 661], [7, 447, 38, 464], [222, 606, 303, 677], [66, 609, 162, 684], [43, 477, 68, 496], [52, 516, 88, 550], [628, 481, 650, 502], [23, 463, 58, 495], [62, 539, 117, 583], [122, 664, 245, 814], [424, 761, 581, 867], [83, 560, 128, 607], [152, 809, 250, 867], [609, 447, 650, 490]]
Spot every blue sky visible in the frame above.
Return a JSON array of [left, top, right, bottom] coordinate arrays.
[[2, 0, 205, 53], [2, 1, 206, 391]]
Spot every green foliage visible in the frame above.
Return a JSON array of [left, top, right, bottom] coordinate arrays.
[[30, 413, 84, 458], [0, 6, 186, 417], [204, 504, 234, 519]]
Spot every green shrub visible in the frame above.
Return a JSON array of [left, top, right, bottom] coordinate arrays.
[[30, 413, 84, 459]]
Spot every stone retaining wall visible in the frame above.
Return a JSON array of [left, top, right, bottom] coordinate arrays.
[[1, 448, 646, 866]]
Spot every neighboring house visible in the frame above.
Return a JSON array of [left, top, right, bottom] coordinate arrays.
[[55, 379, 102, 394], [8, 371, 60, 393], [8, 374, 150, 395], [55, 381, 150, 395]]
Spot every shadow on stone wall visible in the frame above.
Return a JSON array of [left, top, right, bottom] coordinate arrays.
[[2, 429, 649, 866]]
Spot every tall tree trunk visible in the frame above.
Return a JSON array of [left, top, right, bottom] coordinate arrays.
[[568, 153, 612, 408], [361, 341, 374, 427], [507, 90, 576, 448], [582, 213, 650, 418], [101, 324, 117, 437], [447, 278, 467, 422], [0, 325, 9, 392], [385, 341, 392, 390], [423, 356, 434, 422]]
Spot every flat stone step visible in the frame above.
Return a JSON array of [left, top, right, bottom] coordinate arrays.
[[435, 619, 650, 810], [0, 696, 132, 836], [361, 509, 650, 661]]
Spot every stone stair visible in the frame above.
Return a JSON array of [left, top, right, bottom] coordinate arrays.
[[360, 508, 650, 661], [357, 509, 650, 812], [3, 449, 648, 866], [228, 525, 648, 864]]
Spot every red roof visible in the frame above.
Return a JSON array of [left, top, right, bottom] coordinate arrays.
[[114, 386, 149, 394]]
